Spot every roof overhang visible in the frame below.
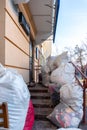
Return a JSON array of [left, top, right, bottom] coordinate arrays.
[[28, 0, 60, 45], [53, 0, 60, 43]]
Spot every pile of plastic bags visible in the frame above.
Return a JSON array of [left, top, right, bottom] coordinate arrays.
[[41, 52, 83, 128]]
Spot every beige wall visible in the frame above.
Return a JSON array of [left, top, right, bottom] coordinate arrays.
[[0, 0, 5, 64], [0, 0, 30, 83], [34, 59, 39, 82], [42, 37, 52, 59], [0, 0, 52, 83]]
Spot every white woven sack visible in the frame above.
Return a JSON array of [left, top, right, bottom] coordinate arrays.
[[42, 73, 50, 87], [60, 82, 83, 113], [54, 52, 69, 67], [50, 63, 75, 85], [46, 56, 57, 72], [0, 64, 30, 130], [41, 65, 50, 74]]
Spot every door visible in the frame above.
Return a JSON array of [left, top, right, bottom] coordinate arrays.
[[29, 41, 33, 82]]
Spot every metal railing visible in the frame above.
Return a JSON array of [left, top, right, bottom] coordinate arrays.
[[71, 62, 87, 124]]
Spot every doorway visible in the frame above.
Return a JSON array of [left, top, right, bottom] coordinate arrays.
[[29, 41, 33, 82]]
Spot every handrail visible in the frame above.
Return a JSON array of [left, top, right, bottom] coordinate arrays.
[[71, 61, 87, 124], [71, 62, 87, 79]]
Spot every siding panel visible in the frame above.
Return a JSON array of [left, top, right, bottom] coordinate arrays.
[[5, 66, 29, 83], [4, 0, 30, 82], [5, 39, 29, 69], [0, 0, 5, 64], [5, 0, 29, 41], [5, 12, 29, 55]]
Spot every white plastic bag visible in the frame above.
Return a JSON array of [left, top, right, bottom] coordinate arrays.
[[50, 63, 75, 85], [42, 73, 50, 87], [60, 82, 83, 113], [0, 64, 30, 130], [41, 65, 50, 74], [47, 102, 82, 128], [54, 52, 69, 67], [46, 56, 57, 72]]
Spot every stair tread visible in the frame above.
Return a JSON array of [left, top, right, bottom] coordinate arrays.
[[30, 83, 56, 130], [32, 99, 52, 108], [32, 120, 57, 130], [35, 107, 52, 116], [29, 86, 48, 91], [31, 92, 50, 97], [29, 85, 48, 89], [32, 99, 51, 104]]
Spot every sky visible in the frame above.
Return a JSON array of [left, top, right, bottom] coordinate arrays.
[[52, 0, 87, 55]]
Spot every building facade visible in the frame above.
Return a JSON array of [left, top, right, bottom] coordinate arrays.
[[0, 0, 60, 84]]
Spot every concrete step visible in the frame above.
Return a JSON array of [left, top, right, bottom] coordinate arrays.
[[32, 99, 53, 108], [34, 107, 53, 120], [29, 83, 57, 130], [29, 87, 48, 93], [32, 120, 57, 130], [31, 92, 50, 99]]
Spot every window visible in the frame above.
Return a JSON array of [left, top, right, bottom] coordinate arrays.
[[36, 47, 39, 59]]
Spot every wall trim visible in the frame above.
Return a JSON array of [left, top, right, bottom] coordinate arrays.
[[5, 36, 29, 57], [5, 64, 29, 70], [5, 8, 29, 43]]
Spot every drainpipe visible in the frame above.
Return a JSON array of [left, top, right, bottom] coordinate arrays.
[[32, 41, 35, 82]]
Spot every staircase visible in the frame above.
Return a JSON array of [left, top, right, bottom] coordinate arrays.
[[29, 83, 57, 130]]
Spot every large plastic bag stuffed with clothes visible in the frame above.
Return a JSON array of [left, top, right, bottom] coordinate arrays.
[[0, 64, 30, 130], [50, 62, 75, 85], [47, 102, 82, 128], [41, 65, 51, 86], [53, 52, 69, 67], [42, 73, 50, 87], [60, 82, 83, 114], [41, 65, 50, 74], [46, 56, 57, 72]]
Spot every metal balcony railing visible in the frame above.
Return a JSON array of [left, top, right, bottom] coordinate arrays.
[[71, 62, 87, 124]]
